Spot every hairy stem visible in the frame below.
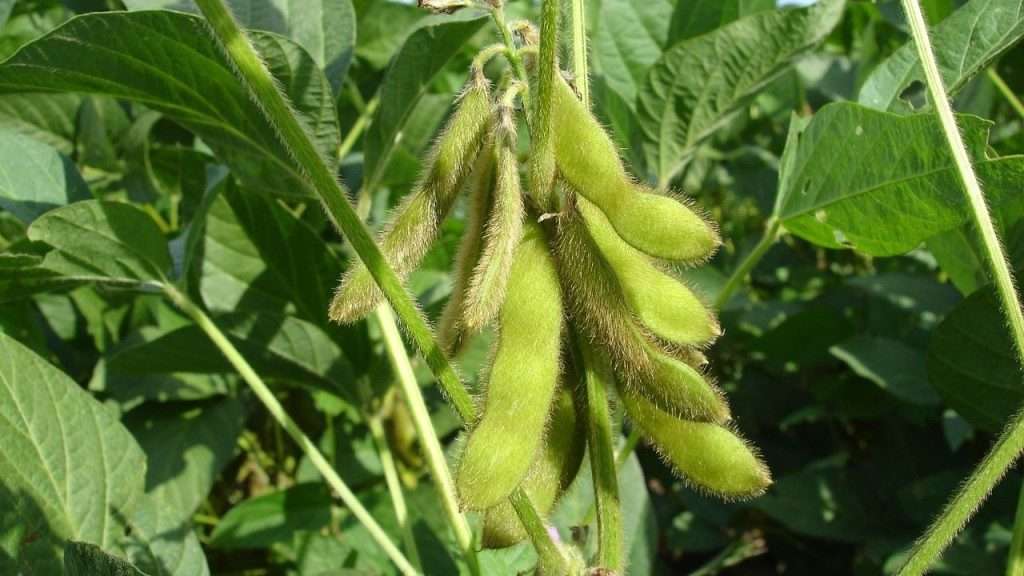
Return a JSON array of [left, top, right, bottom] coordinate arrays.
[[163, 286, 418, 576], [489, 4, 529, 88], [1008, 481, 1024, 576], [988, 68, 1024, 122], [581, 343, 624, 572], [375, 305, 480, 576], [715, 218, 781, 309], [367, 412, 422, 570], [529, 0, 560, 212], [898, 1, 1024, 573], [570, 0, 589, 108], [193, 0, 475, 421]]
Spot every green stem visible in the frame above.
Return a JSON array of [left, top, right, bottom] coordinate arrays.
[[162, 286, 418, 576], [367, 413, 423, 571], [615, 428, 642, 468], [897, 1, 1024, 573], [529, 0, 560, 213], [581, 342, 624, 572], [988, 68, 1024, 122], [375, 305, 480, 576], [337, 95, 379, 161], [193, 0, 475, 422], [714, 218, 781, 310], [489, 5, 529, 86], [1007, 481, 1024, 576], [569, 0, 589, 109], [509, 489, 571, 575]]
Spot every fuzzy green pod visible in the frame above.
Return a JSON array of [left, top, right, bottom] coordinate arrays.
[[456, 221, 563, 510], [623, 393, 770, 499], [550, 76, 718, 262], [481, 386, 585, 548], [555, 200, 728, 422], [577, 196, 719, 347], [330, 76, 492, 323], [437, 136, 496, 355], [461, 109, 525, 333]]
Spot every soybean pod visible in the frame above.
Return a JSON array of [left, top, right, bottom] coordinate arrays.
[[456, 221, 564, 510]]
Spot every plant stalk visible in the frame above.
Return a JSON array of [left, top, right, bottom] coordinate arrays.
[[528, 0, 560, 213], [193, 0, 475, 422], [375, 305, 480, 576], [163, 286, 418, 576], [337, 95, 379, 161], [581, 342, 624, 572], [715, 218, 781, 309], [509, 489, 571, 575], [569, 0, 589, 109], [898, 1, 1024, 573], [1007, 480, 1024, 576], [367, 412, 422, 570]]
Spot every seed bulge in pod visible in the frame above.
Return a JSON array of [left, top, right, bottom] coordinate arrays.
[[330, 76, 493, 324], [456, 221, 563, 510], [550, 75, 718, 263]]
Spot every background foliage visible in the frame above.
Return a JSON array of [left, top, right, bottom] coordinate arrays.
[[1, 0, 1023, 574]]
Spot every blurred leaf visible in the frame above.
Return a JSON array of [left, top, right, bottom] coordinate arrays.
[[0, 130, 90, 224], [122, 0, 357, 90], [354, 0, 425, 69], [0, 0, 12, 28], [590, 0, 673, 109], [830, 336, 940, 406], [27, 200, 171, 284], [776, 104, 1024, 255], [0, 333, 146, 573], [0, 93, 80, 154], [668, 0, 775, 41], [755, 466, 882, 542], [859, 0, 1024, 113], [210, 483, 332, 549], [0, 11, 339, 198], [638, 0, 844, 185], [928, 283, 1020, 431], [362, 11, 487, 192], [64, 541, 149, 576]]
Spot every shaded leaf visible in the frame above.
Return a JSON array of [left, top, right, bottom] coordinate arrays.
[[0, 130, 90, 224], [0, 11, 339, 198], [209, 483, 332, 549], [0, 333, 146, 572], [123, 490, 210, 576], [859, 0, 1024, 113], [668, 0, 775, 42], [638, 0, 844, 184], [776, 103, 1024, 255], [65, 541, 149, 576], [830, 335, 940, 406], [0, 93, 80, 154]]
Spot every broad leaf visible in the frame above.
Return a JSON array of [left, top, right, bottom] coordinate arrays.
[[859, 0, 1024, 113], [65, 541, 149, 576], [637, 0, 844, 185], [830, 336, 940, 406], [209, 483, 332, 549], [928, 285, 1020, 431], [0, 93, 80, 154], [362, 11, 487, 193], [122, 0, 357, 90], [776, 103, 1024, 255], [0, 130, 90, 224], [668, 0, 776, 41], [0, 11, 339, 198], [590, 0, 674, 109], [27, 200, 172, 284], [0, 333, 146, 572]]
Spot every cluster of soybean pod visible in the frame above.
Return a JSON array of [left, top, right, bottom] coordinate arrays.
[[330, 4, 770, 565]]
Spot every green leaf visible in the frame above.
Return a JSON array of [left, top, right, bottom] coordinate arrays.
[[928, 284, 1020, 432], [0, 0, 13, 29], [830, 336, 940, 406], [0, 130, 90, 224], [209, 483, 332, 549], [194, 182, 341, 322], [122, 490, 210, 576], [858, 0, 1024, 113], [668, 0, 775, 42], [637, 0, 844, 185], [109, 313, 354, 395], [776, 103, 1024, 255], [121, 0, 357, 90], [0, 93, 80, 154], [590, 0, 674, 109], [0, 11, 339, 198], [65, 541, 149, 576], [362, 11, 487, 192], [27, 200, 172, 284], [0, 333, 147, 573]]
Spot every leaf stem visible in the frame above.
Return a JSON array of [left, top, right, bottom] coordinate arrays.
[[508, 489, 571, 575], [375, 305, 480, 576], [897, 1, 1024, 573], [714, 218, 781, 309], [528, 0, 560, 213], [162, 285, 418, 576], [488, 4, 529, 87], [337, 95, 379, 161], [192, 0, 476, 421], [367, 412, 423, 570], [580, 341, 624, 572], [1007, 480, 1024, 576], [988, 68, 1024, 122], [569, 0, 589, 109]]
